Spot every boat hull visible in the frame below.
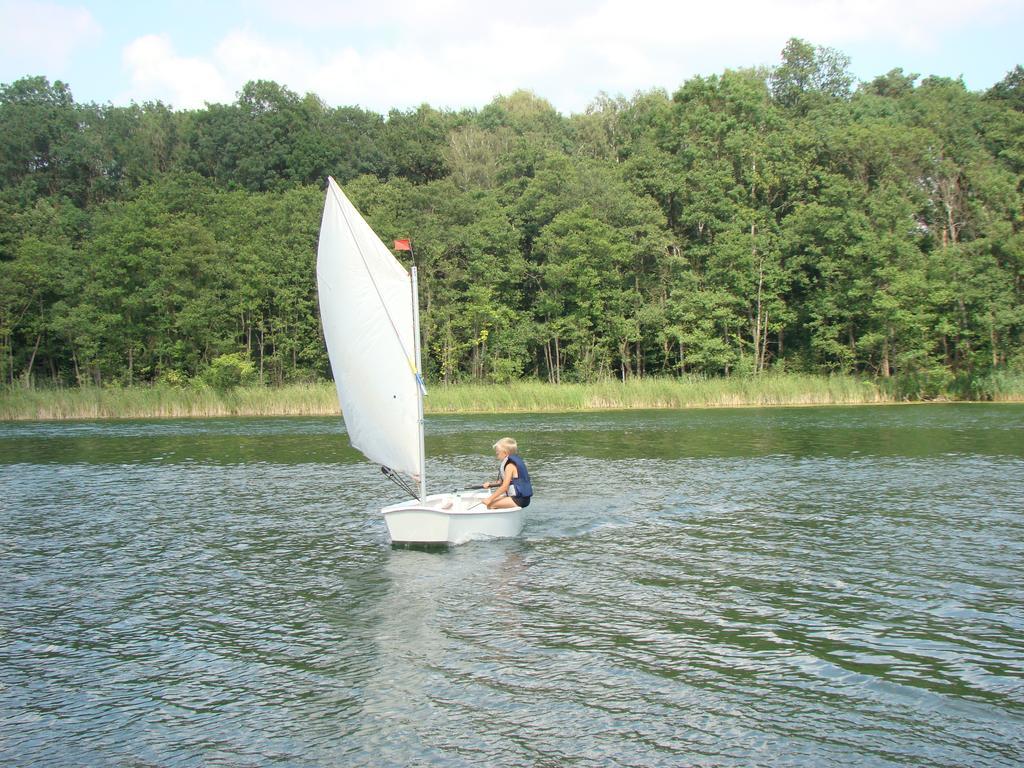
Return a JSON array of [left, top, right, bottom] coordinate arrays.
[[382, 491, 523, 545]]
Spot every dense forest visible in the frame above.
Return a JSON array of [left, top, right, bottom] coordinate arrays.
[[2, 39, 1023, 396]]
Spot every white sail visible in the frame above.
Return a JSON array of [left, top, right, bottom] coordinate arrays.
[[316, 177, 423, 479]]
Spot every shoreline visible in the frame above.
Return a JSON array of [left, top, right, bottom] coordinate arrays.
[[2, 375, 1022, 422]]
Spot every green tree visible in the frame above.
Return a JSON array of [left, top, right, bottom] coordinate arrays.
[[770, 38, 854, 113], [0, 77, 84, 203], [987, 65, 1024, 112]]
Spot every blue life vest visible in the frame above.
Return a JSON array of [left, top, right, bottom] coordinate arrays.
[[501, 454, 532, 498]]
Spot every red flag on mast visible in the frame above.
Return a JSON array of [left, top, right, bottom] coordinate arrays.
[[394, 238, 412, 251]]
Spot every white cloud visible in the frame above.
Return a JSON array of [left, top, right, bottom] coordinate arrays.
[[256, 0, 596, 33], [574, 0, 1009, 50], [214, 28, 315, 86], [122, 34, 232, 108], [260, 0, 1015, 50], [0, 0, 101, 71], [117, 0, 1021, 113]]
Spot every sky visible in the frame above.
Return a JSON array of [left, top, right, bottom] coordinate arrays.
[[1, 0, 1022, 114]]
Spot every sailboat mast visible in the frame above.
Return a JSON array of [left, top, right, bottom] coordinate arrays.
[[410, 256, 427, 501]]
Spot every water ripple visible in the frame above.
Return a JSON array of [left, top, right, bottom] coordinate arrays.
[[2, 405, 1023, 766]]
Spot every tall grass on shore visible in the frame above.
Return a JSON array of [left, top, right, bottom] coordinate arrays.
[[3, 372, 1023, 421], [0, 374, 878, 421], [0, 382, 340, 421], [425, 374, 887, 413], [986, 371, 1024, 401]]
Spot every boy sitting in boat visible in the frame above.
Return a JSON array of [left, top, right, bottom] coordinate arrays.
[[482, 437, 532, 509]]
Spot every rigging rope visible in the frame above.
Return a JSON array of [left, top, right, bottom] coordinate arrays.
[[381, 466, 419, 500]]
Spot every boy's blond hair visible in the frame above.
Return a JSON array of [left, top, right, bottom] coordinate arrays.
[[492, 437, 518, 455]]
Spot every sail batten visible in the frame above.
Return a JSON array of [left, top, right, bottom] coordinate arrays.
[[316, 177, 423, 481]]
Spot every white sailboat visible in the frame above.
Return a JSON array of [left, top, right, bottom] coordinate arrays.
[[316, 177, 524, 545]]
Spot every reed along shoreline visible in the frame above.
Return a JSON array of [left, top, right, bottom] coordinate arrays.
[[2, 374, 1023, 421]]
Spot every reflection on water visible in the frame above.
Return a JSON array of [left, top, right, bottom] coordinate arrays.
[[1, 405, 1023, 766]]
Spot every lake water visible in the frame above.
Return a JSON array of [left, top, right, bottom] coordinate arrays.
[[2, 404, 1023, 767]]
